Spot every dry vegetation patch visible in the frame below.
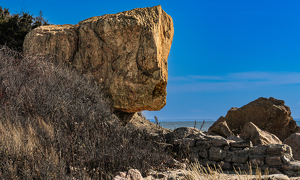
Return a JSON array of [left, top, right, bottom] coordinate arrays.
[[0, 45, 172, 179], [183, 160, 290, 180]]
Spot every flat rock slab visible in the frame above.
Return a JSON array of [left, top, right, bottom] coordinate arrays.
[[230, 140, 253, 148]]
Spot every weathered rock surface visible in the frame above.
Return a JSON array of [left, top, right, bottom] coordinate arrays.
[[227, 135, 244, 142], [125, 112, 171, 134], [144, 169, 186, 180], [208, 97, 298, 141], [172, 127, 201, 139], [165, 127, 203, 144], [283, 133, 300, 160], [282, 161, 300, 177], [158, 125, 298, 178], [23, 5, 174, 113], [240, 122, 282, 146], [282, 161, 300, 171], [208, 120, 233, 138], [114, 169, 143, 180]]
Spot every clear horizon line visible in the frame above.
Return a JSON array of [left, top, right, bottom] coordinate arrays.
[[147, 118, 300, 121], [147, 118, 216, 121]]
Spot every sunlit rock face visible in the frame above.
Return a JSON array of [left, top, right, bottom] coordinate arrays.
[[209, 97, 298, 141], [23, 5, 174, 113]]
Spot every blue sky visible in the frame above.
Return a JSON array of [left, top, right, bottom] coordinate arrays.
[[3, 0, 300, 120]]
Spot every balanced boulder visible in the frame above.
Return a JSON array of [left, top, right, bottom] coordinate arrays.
[[209, 97, 298, 141], [23, 5, 174, 113]]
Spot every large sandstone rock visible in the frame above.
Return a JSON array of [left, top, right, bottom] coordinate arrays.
[[283, 133, 300, 160], [23, 5, 174, 113], [240, 122, 282, 146], [208, 97, 298, 141]]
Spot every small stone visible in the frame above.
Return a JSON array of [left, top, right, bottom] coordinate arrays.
[[265, 156, 282, 166], [173, 127, 201, 139], [195, 134, 229, 147], [198, 148, 208, 159], [113, 176, 126, 180], [267, 144, 289, 156], [113, 171, 127, 180], [126, 169, 143, 180], [234, 149, 251, 157], [260, 174, 290, 180], [209, 147, 226, 161], [174, 138, 195, 147], [232, 155, 249, 164], [224, 151, 234, 162], [230, 140, 253, 148], [281, 155, 291, 164], [195, 140, 210, 148], [218, 161, 233, 170], [249, 155, 265, 167], [210, 138, 229, 147], [250, 144, 268, 155], [224, 150, 249, 164], [229, 147, 246, 151], [268, 167, 281, 174]]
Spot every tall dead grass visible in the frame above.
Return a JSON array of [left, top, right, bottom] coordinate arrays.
[[0, 45, 171, 179], [184, 160, 270, 180], [0, 116, 65, 179]]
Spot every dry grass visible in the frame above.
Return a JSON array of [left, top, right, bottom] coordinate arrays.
[[0, 117, 65, 179], [184, 160, 270, 180], [0, 45, 172, 179]]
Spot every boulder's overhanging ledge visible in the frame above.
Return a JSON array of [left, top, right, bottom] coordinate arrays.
[[23, 5, 174, 113]]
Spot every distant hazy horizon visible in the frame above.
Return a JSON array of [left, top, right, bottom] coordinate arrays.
[[149, 119, 300, 132], [148, 118, 300, 122]]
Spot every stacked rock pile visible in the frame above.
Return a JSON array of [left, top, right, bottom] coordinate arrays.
[[166, 127, 300, 177]]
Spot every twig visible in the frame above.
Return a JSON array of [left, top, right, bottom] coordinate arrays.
[[199, 119, 205, 131]]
